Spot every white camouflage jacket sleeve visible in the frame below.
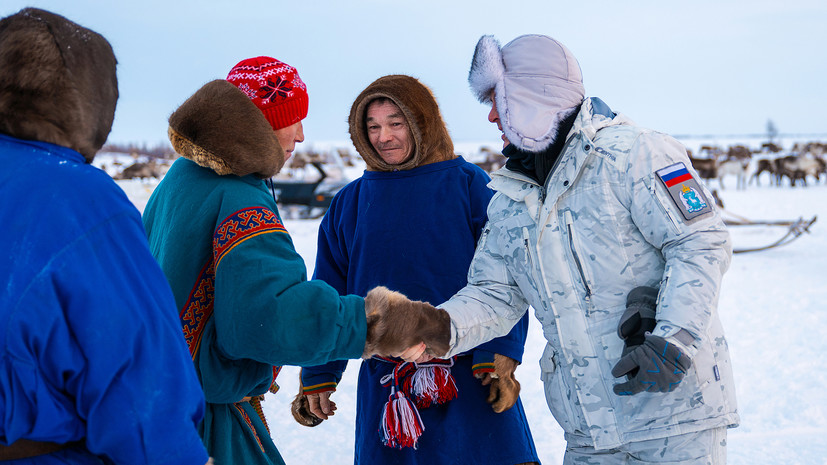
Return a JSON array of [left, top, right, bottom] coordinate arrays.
[[440, 130, 731, 360], [439, 218, 531, 358], [626, 132, 732, 357]]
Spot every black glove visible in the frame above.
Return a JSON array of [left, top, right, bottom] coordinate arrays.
[[617, 286, 658, 354], [616, 286, 659, 378], [611, 334, 691, 396]]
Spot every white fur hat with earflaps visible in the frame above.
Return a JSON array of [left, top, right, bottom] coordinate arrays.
[[468, 34, 586, 153]]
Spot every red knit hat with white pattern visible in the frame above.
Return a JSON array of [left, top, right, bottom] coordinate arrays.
[[226, 56, 308, 130]]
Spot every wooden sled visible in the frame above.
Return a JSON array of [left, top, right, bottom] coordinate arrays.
[[721, 209, 818, 254]]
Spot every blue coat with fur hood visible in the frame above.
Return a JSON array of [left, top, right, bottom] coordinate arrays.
[[0, 8, 207, 464], [301, 75, 539, 465]]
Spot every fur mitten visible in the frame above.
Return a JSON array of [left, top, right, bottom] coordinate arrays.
[[362, 286, 451, 359], [479, 354, 521, 413], [290, 390, 323, 427]]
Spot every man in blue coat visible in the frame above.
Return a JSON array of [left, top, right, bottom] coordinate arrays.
[[0, 8, 210, 464], [291, 75, 539, 465]]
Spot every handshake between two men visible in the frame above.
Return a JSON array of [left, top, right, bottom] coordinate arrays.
[[365, 286, 523, 413], [292, 286, 524, 427], [290, 286, 451, 427], [362, 286, 452, 362], [363, 284, 694, 396]]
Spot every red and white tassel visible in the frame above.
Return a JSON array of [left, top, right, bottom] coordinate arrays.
[[407, 365, 458, 409], [380, 389, 424, 449]]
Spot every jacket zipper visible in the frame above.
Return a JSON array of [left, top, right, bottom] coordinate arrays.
[[648, 179, 681, 234], [539, 134, 579, 204], [658, 266, 672, 307], [564, 211, 592, 301], [523, 227, 538, 285], [523, 227, 553, 300]]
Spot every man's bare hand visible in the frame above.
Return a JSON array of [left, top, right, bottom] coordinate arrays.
[[306, 391, 337, 420], [290, 388, 324, 427], [397, 342, 428, 362]]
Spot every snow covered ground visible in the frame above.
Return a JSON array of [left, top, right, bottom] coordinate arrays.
[[119, 150, 827, 465]]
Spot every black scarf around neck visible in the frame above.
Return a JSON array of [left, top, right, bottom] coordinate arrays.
[[502, 107, 580, 186]]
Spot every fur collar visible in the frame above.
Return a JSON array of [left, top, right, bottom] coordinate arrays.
[[349, 75, 455, 172], [168, 80, 285, 179], [0, 8, 118, 162]]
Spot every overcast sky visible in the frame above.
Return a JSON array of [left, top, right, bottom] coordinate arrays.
[[3, 1, 825, 147]]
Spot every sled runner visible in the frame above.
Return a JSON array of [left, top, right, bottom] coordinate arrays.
[[721, 208, 818, 254]]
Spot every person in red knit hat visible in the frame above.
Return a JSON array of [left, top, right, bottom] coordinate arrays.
[[142, 56, 435, 465]]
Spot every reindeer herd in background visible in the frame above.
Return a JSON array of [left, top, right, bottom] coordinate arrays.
[[687, 141, 827, 190], [105, 140, 827, 192], [468, 141, 827, 190], [100, 139, 822, 250]]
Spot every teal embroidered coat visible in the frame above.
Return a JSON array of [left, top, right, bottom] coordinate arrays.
[[142, 79, 367, 465], [144, 157, 366, 464]]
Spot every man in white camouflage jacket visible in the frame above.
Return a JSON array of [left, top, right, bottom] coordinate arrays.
[[384, 34, 739, 464]]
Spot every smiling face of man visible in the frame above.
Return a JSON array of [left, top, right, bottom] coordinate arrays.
[[366, 99, 414, 165]]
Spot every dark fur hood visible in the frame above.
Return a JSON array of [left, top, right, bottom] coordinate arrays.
[[349, 75, 455, 172], [0, 8, 118, 162], [168, 80, 285, 179]]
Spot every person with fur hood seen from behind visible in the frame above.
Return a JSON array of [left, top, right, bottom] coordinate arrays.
[[369, 35, 739, 464], [0, 8, 210, 464], [290, 74, 540, 465], [142, 59, 437, 465]]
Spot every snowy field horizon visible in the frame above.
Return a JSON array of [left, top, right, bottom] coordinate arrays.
[[115, 136, 827, 465]]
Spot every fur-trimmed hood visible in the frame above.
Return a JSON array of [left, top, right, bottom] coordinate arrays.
[[168, 79, 285, 179], [468, 34, 585, 153], [0, 8, 118, 162], [349, 75, 455, 172]]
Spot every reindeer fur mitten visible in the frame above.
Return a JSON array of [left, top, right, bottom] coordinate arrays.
[[290, 373, 327, 427], [290, 390, 324, 427], [362, 286, 451, 359], [476, 352, 521, 413]]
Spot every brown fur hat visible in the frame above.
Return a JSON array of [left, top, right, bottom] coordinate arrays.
[[349, 75, 455, 172], [168, 79, 285, 179], [0, 8, 118, 162]]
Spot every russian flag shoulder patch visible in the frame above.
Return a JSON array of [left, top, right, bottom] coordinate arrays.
[[656, 162, 712, 221]]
